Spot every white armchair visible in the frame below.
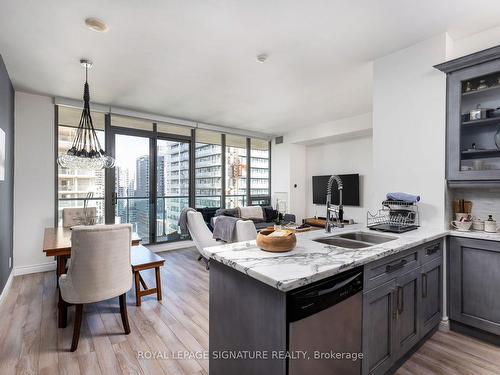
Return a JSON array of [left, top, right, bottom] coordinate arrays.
[[234, 220, 258, 242], [186, 211, 220, 268], [58, 224, 133, 351], [186, 211, 257, 269]]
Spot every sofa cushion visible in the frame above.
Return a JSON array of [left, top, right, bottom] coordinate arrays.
[[239, 206, 264, 220], [263, 207, 278, 222], [215, 208, 239, 218]]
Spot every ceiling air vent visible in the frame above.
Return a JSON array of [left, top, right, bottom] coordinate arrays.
[[275, 136, 284, 144]]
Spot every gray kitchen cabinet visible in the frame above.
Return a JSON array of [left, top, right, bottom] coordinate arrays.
[[420, 257, 442, 338], [435, 45, 500, 185], [363, 240, 444, 375], [449, 236, 500, 336], [394, 267, 421, 356], [362, 279, 398, 375]]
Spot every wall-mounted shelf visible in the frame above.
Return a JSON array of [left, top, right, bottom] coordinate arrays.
[[462, 85, 500, 97], [462, 117, 500, 127], [435, 45, 500, 181], [461, 149, 500, 160]]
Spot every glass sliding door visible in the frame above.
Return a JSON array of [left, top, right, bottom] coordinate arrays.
[[155, 139, 191, 243], [114, 134, 151, 244]]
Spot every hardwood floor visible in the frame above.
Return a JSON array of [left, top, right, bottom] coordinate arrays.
[[0, 247, 499, 375], [397, 330, 500, 375]]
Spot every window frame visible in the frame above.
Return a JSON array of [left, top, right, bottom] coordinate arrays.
[[55, 105, 272, 231]]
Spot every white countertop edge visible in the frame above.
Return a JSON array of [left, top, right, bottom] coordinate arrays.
[[448, 229, 500, 241], [204, 226, 450, 292]]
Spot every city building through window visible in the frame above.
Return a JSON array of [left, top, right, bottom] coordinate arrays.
[[56, 106, 271, 243]]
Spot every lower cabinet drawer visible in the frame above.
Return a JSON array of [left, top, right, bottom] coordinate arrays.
[[364, 249, 419, 291], [420, 240, 443, 265]]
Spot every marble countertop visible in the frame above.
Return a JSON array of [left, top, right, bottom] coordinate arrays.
[[449, 229, 500, 241], [203, 225, 448, 292]]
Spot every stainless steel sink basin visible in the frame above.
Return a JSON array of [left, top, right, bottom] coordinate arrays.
[[314, 237, 376, 249], [336, 232, 397, 244], [313, 231, 397, 249]]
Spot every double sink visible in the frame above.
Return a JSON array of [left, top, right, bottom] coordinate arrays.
[[313, 231, 397, 249]]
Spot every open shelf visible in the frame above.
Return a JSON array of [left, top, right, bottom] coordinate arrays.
[[462, 117, 500, 127], [461, 149, 500, 160], [462, 84, 500, 97]]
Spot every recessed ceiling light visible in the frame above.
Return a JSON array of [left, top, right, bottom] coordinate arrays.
[[256, 53, 268, 63], [85, 17, 108, 33]]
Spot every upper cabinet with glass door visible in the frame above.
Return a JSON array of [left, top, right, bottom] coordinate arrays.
[[436, 45, 500, 185]]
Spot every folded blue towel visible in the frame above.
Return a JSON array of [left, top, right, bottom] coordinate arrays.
[[386, 192, 420, 203]]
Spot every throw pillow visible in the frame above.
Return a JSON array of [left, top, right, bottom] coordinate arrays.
[[263, 207, 278, 222]]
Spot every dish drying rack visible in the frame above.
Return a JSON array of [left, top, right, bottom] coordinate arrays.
[[367, 200, 420, 233]]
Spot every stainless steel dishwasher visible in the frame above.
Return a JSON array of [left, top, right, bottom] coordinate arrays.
[[288, 267, 363, 375]]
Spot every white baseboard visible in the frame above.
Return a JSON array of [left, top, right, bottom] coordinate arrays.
[[439, 317, 450, 332], [0, 271, 14, 306], [146, 240, 195, 253], [13, 261, 56, 276]]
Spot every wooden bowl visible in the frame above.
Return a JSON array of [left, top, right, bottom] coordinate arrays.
[[256, 229, 297, 253]]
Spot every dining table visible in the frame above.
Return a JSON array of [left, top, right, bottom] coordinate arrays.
[[42, 227, 141, 284]]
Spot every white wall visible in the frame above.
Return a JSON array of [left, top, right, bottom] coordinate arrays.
[[271, 142, 307, 222], [449, 24, 500, 59], [372, 34, 448, 228], [272, 112, 373, 223], [13, 92, 55, 273], [306, 135, 373, 223]]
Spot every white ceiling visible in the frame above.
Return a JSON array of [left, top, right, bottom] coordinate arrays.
[[2, 0, 500, 134]]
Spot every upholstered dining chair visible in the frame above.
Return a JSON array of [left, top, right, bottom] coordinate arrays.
[[58, 224, 133, 351]]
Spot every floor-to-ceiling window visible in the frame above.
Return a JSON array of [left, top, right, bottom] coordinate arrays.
[[250, 138, 271, 206], [56, 106, 272, 241], [113, 133, 151, 244], [56, 106, 106, 225], [225, 134, 247, 208], [195, 129, 222, 209]]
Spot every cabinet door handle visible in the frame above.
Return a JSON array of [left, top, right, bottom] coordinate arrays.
[[392, 289, 399, 320], [422, 272, 428, 298], [386, 259, 407, 273], [397, 286, 404, 314], [426, 243, 440, 255]]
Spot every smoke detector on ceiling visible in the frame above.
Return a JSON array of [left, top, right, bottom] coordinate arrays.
[[256, 53, 268, 63], [85, 17, 109, 33]]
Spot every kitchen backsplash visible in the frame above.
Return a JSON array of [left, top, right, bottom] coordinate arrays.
[[448, 188, 500, 221]]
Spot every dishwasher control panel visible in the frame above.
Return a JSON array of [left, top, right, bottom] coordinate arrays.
[[287, 267, 363, 322]]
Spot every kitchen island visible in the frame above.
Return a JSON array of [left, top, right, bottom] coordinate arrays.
[[204, 226, 448, 375]]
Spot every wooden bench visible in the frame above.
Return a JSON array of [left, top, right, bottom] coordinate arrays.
[[131, 245, 165, 306]]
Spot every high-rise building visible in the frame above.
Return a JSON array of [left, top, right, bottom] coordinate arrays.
[[195, 143, 222, 208], [57, 126, 105, 224], [133, 155, 150, 241]]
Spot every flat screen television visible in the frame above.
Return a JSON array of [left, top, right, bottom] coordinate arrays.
[[312, 174, 360, 206]]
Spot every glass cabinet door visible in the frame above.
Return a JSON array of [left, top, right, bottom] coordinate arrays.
[[448, 59, 500, 181]]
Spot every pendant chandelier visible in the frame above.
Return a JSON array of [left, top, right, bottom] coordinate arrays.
[[57, 59, 115, 170]]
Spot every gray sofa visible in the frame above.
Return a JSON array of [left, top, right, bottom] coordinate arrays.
[[213, 205, 296, 230]]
